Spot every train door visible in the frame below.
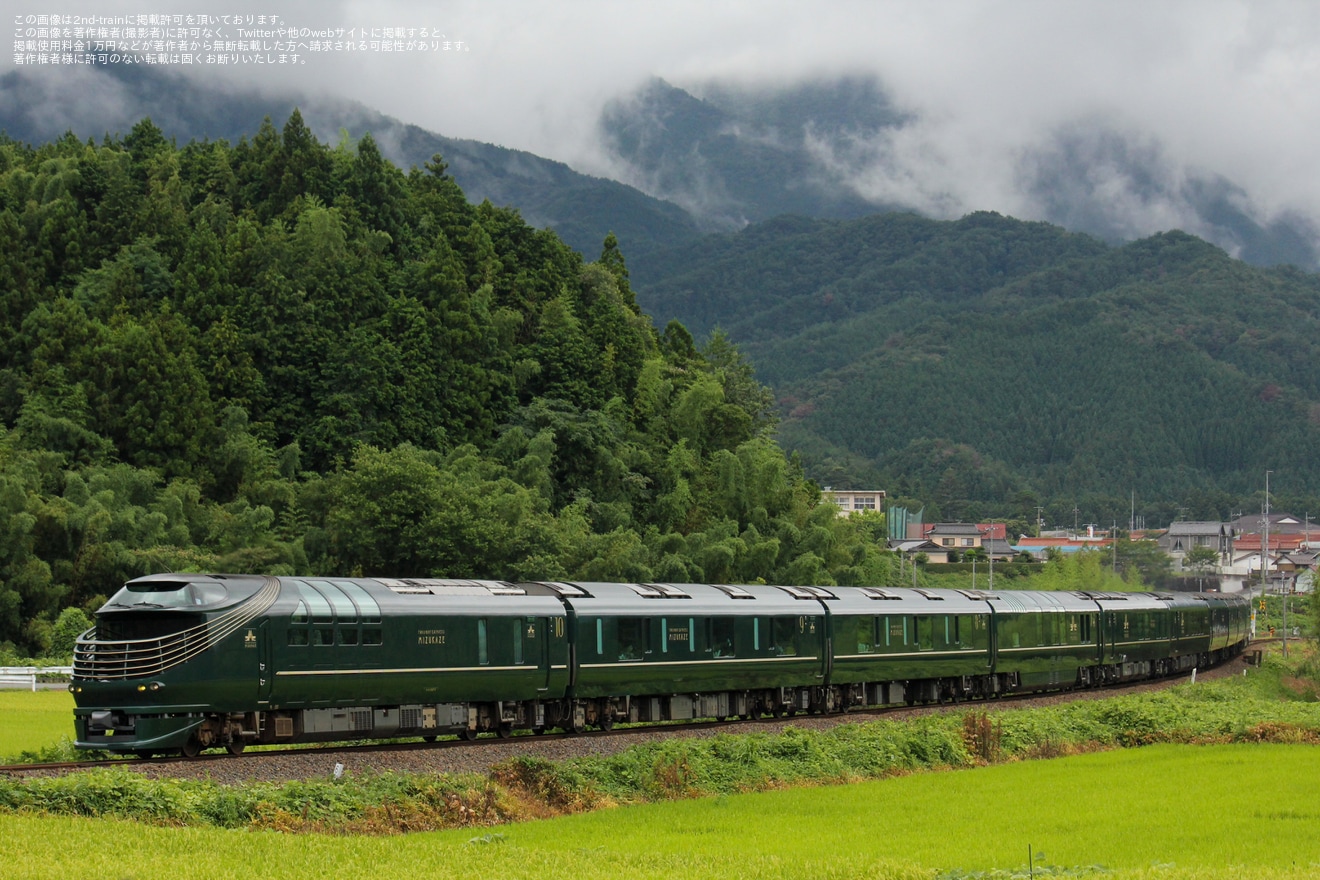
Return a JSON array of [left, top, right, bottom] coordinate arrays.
[[257, 619, 273, 704], [534, 616, 552, 695]]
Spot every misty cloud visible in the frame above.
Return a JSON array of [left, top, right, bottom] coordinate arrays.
[[6, 0, 1320, 263]]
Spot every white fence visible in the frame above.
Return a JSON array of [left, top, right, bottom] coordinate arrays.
[[0, 666, 73, 691]]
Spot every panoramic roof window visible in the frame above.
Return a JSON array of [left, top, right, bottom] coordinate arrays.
[[294, 581, 334, 623], [107, 580, 228, 608]]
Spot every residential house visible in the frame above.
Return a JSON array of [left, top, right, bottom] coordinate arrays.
[[1229, 512, 1316, 539], [1219, 532, 1308, 594], [825, 489, 886, 517], [1157, 521, 1234, 565], [888, 539, 952, 564], [925, 523, 983, 550]]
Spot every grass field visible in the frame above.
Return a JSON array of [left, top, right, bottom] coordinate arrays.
[[4, 744, 1319, 879], [0, 690, 75, 759]]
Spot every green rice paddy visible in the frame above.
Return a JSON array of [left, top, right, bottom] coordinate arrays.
[[4, 744, 1318, 879], [0, 690, 75, 759]]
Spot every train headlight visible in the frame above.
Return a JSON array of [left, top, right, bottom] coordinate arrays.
[[137, 685, 146, 692]]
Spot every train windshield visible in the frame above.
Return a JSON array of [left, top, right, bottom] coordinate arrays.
[[106, 580, 229, 609]]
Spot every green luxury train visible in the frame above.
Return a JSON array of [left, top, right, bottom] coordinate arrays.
[[70, 573, 1251, 757]]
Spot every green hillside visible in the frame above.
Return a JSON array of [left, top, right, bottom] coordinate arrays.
[[0, 67, 705, 259], [0, 114, 897, 656], [632, 211, 1320, 522]]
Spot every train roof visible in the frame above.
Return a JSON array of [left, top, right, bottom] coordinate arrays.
[[288, 577, 567, 616], [1082, 591, 1172, 611], [826, 586, 993, 614], [556, 582, 820, 615], [990, 590, 1099, 613], [1157, 591, 1250, 609]]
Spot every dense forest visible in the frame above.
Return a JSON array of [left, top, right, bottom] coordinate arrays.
[[632, 212, 1320, 525], [0, 111, 924, 657]]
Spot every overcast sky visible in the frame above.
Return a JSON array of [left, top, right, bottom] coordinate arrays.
[[10, 0, 1320, 234]]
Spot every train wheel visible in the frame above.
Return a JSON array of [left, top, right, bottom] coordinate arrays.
[[180, 738, 201, 759], [460, 728, 478, 741], [134, 749, 154, 760], [226, 741, 246, 756], [422, 735, 438, 743], [531, 727, 546, 736], [496, 724, 513, 739], [598, 714, 614, 732]]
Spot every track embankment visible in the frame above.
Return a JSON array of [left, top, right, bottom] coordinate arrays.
[[4, 651, 1256, 784]]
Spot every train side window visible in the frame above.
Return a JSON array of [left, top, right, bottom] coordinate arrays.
[[753, 618, 760, 652], [661, 617, 668, 654], [855, 617, 873, 654], [479, 619, 489, 665], [618, 618, 643, 660], [312, 627, 334, 647], [689, 617, 696, 653], [596, 618, 604, 656], [339, 628, 359, 646], [1005, 616, 1021, 648], [712, 617, 734, 658], [962, 615, 989, 650], [772, 617, 797, 656], [513, 620, 524, 665], [288, 628, 308, 646], [291, 600, 308, 624], [915, 616, 934, 651], [362, 628, 382, 646]]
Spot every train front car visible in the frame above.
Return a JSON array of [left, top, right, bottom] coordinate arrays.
[[71, 573, 279, 757]]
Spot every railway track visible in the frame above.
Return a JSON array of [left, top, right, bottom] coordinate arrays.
[[2, 653, 1251, 781]]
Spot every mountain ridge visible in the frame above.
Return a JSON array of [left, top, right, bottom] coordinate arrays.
[[630, 210, 1320, 522]]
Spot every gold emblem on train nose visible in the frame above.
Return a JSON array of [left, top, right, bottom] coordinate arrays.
[[245, 629, 256, 647]]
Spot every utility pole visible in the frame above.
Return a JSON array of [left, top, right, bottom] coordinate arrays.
[[1034, 506, 1044, 537], [1279, 478, 1288, 657], [1112, 521, 1118, 573], [988, 523, 995, 591], [1264, 471, 1281, 655]]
